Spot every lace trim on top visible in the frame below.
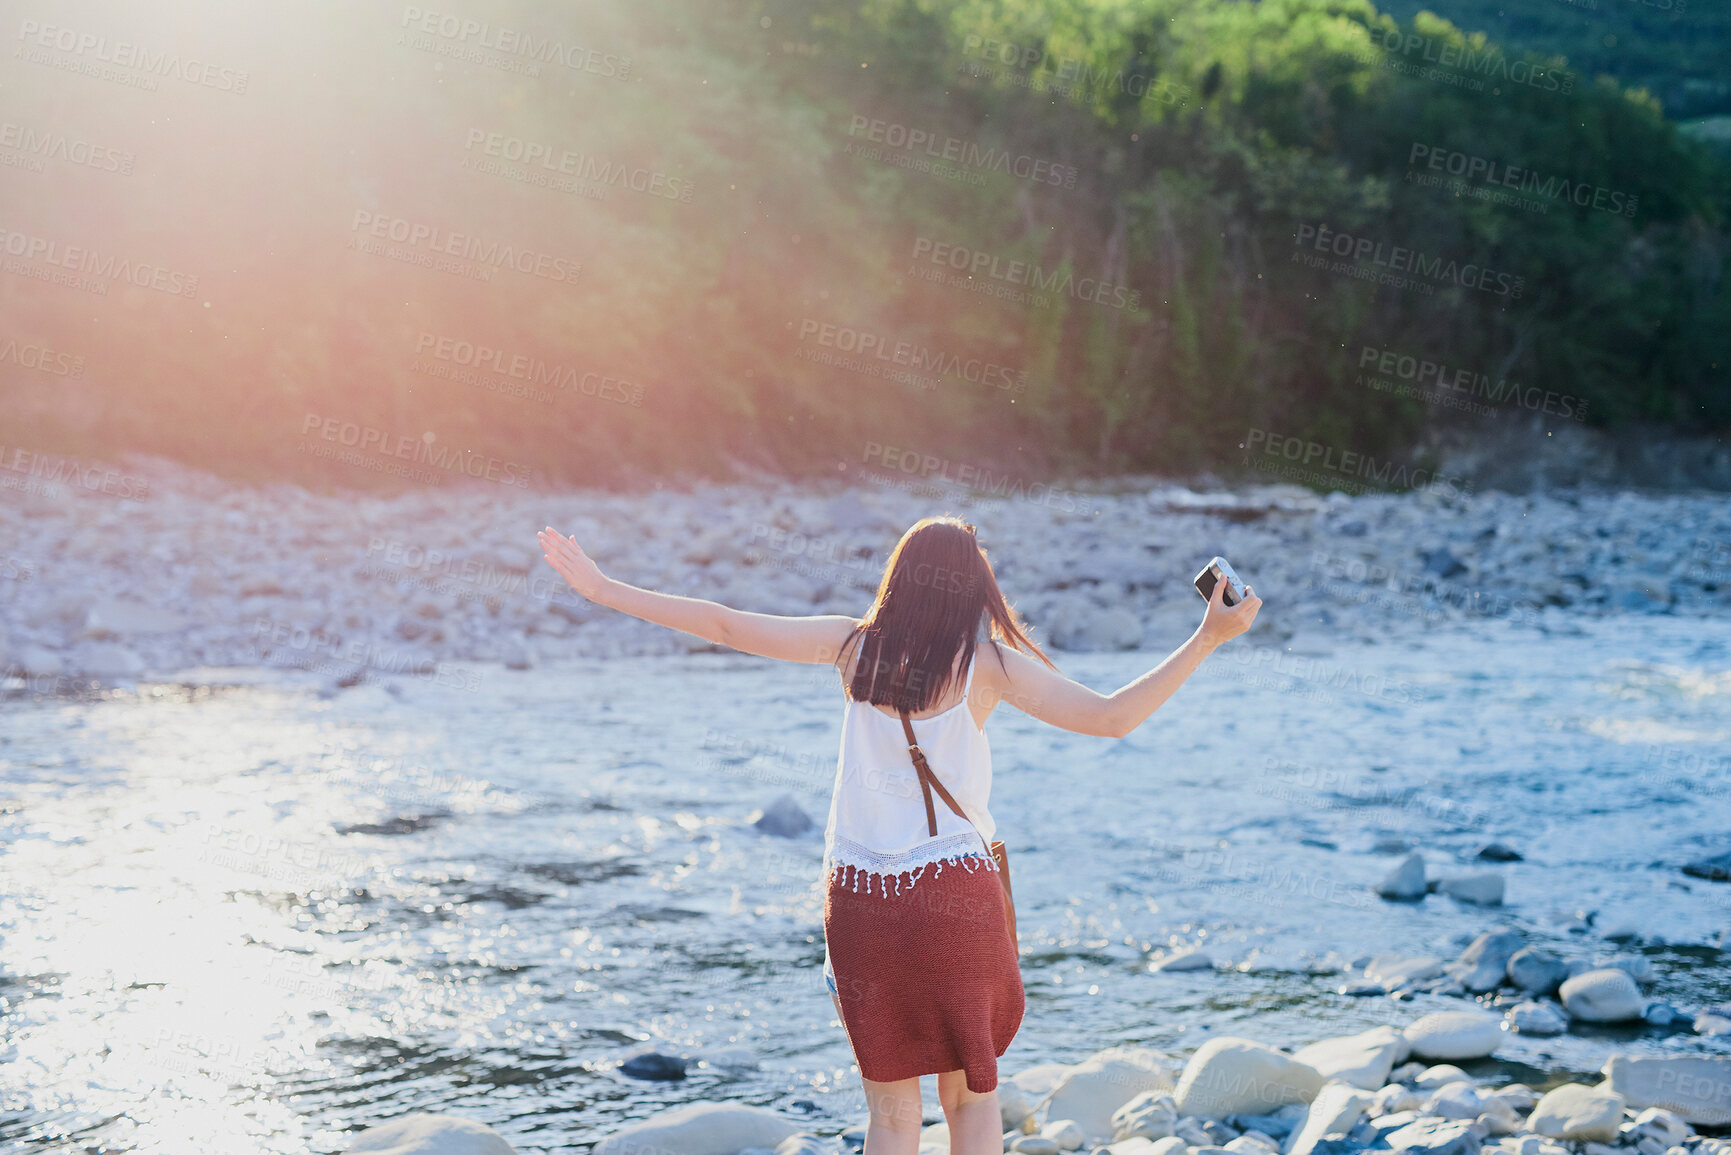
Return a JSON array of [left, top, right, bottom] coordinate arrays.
[[825, 830, 997, 897]]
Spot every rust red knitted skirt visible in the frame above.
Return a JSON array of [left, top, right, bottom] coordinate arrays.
[[823, 857, 1024, 1093]]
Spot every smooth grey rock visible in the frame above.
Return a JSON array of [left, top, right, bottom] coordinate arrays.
[[82, 595, 187, 637], [1426, 1084, 1485, 1120], [1381, 1118, 1479, 1155], [1112, 1091, 1178, 1141], [1506, 948, 1569, 996], [1048, 600, 1143, 652], [1412, 1066, 1471, 1090], [593, 1103, 805, 1155], [1438, 873, 1504, 906], [1560, 968, 1645, 1022], [754, 794, 815, 838], [72, 642, 145, 677], [1046, 1047, 1174, 1141], [1695, 1011, 1731, 1036], [1293, 1028, 1409, 1091], [346, 1114, 516, 1154], [1173, 1038, 1324, 1119], [1377, 854, 1427, 901], [1447, 932, 1523, 991], [1624, 1107, 1692, 1148], [1476, 843, 1522, 862], [1607, 955, 1655, 984], [772, 1137, 827, 1155], [1364, 955, 1443, 992], [1287, 1083, 1372, 1155], [1504, 1001, 1568, 1036], [1529, 1085, 1626, 1142], [1603, 1054, 1731, 1125], [1010, 1137, 1061, 1155], [9, 644, 64, 676], [1155, 950, 1215, 973], [1682, 853, 1731, 882], [620, 1051, 686, 1081], [1040, 1118, 1086, 1150], [1403, 1011, 1502, 1061]]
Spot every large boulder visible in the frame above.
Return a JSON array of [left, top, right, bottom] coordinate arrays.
[[1528, 1085, 1626, 1142], [1286, 1083, 1372, 1155], [346, 1114, 516, 1154], [1402, 1011, 1502, 1061], [592, 1103, 804, 1155], [1560, 969, 1645, 1022], [1173, 1038, 1325, 1119], [1045, 1047, 1174, 1141], [1602, 1054, 1731, 1126], [1293, 1028, 1409, 1091]]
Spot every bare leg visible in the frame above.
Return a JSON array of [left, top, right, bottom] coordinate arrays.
[[937, 1068, 1001, 1155], [861, 1074, 924, 1155], [830, 991, 925, 1154]]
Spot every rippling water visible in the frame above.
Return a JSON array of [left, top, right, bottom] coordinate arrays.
[[3, 615, 1730, 1152]]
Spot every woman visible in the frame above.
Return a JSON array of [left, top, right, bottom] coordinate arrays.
[[537, 515, 1261, 1155]]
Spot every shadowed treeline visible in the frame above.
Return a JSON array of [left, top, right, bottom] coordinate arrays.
[[1, 0, 1725, 492]]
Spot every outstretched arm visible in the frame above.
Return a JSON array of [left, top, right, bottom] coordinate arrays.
[[537, 528, 858, 664], [986, 575, 1262, 738]]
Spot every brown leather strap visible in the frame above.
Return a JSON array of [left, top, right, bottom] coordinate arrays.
[[900, 709, 971, 835]]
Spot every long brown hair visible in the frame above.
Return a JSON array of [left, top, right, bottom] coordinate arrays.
[[840, 515, 1055, 712]]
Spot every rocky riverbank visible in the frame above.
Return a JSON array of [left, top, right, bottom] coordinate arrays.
[[3, 454, 1730, 689], [342, 1018, 1731, 1153]]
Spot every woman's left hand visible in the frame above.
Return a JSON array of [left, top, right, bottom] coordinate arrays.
[[537, 527, 608, 601]]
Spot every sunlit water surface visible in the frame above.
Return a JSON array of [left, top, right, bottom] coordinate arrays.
[[2, 616, 1730, 1152]]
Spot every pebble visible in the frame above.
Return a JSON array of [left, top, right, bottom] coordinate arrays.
[[1504, 1001, 1569, 1036]]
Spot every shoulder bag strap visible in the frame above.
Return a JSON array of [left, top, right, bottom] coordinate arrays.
[[900, 709, 973, 836]]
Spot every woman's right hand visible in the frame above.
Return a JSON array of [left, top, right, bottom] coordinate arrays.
[[1197, 574, 1262, 651], [538, 527, 608, 601]]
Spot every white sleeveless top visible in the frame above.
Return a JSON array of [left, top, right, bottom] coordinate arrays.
[[821, 641, 999, 897]]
